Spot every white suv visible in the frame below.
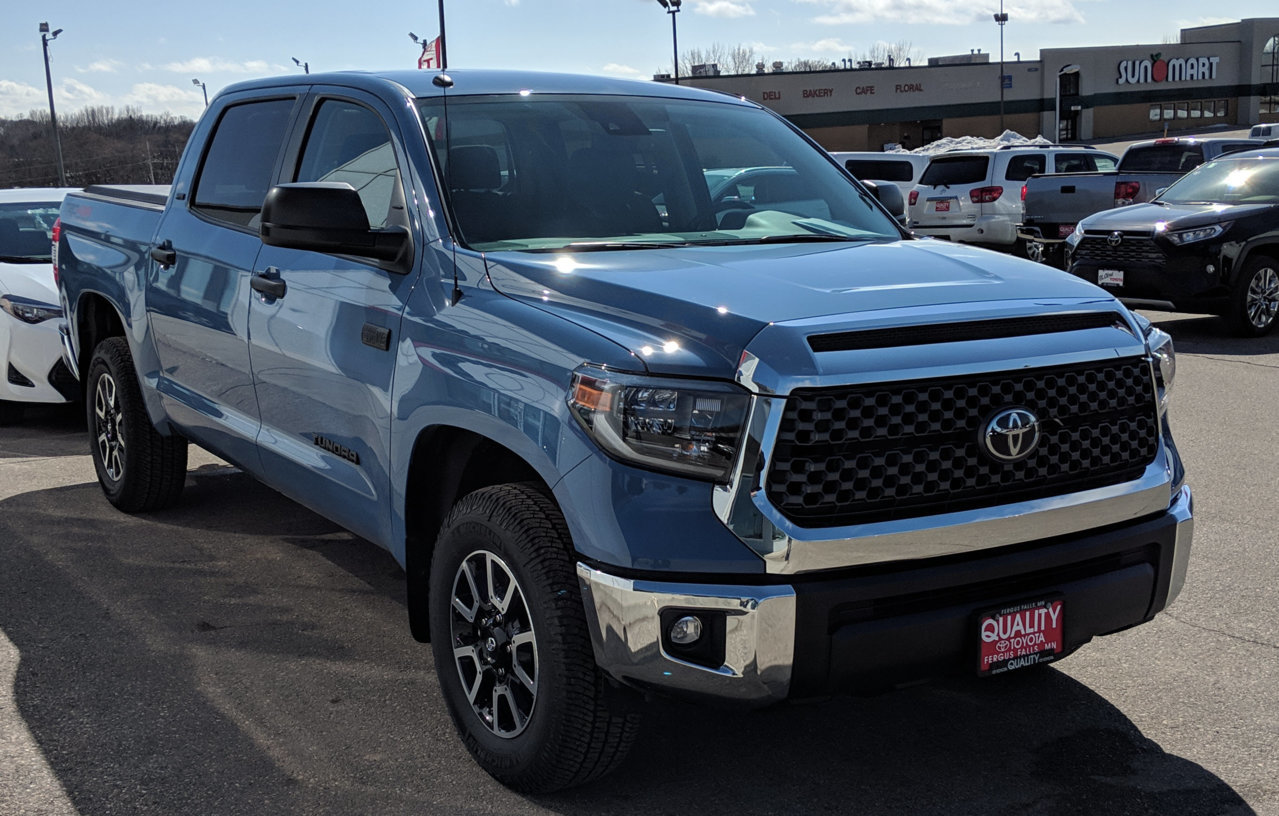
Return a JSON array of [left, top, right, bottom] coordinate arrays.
[[908, 145, 1117, 249]]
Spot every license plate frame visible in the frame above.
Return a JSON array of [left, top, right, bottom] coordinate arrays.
[[934, 200, 951, 213], [977, 597, 1064, 677], [1098, 268, 1124, 287]]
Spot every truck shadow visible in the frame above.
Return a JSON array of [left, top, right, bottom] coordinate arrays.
[[0, 469, 1253, 816], [0, 401, 86, 459]]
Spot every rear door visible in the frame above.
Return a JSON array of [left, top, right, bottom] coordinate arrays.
[[914, 155, 989, 228], [149, 93, 301, 467], [247, 89, 421, 545]]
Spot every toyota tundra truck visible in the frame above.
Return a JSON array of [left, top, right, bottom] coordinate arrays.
[[56, 69, 1193, 793]]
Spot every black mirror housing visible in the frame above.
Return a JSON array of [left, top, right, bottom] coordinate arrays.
[[260, 182, 408, 264], [862, 179, 906, 224]]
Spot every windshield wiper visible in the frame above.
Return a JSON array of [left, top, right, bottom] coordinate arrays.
[[529, 240, 692, 253], [705, 234, 867, 246]]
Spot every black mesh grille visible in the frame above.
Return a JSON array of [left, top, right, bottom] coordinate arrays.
[[766, 358, 1159, 527], [1074, 234, 1164, 266]]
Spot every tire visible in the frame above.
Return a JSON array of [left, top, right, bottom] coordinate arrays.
[[86, 337, 188, 512], [429, 483, 642, 793], [1228, 256, 1279, 337]]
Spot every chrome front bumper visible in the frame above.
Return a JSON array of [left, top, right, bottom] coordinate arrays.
[[576, 563, 796, 704], [578, 484, 1193, 703]]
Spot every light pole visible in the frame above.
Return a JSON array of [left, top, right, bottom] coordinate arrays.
[[291, 57, 309, 74], [656, 0, 682, 84], [1055, 64, 1080, 142], [994, 1, 1009, 133], [192, 78, 208, 108], [39, 22, 67, 187]]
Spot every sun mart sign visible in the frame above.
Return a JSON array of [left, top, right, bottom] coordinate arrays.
[[1118, 53, 1220, 85]]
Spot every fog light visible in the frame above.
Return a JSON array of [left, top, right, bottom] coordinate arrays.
[[669, 615, 703, 645]]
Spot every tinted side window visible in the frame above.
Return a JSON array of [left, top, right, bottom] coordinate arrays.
[[1120, 145, 1205, 172], [193, 99, 294, 226], [295, 100, 401, 229], [1094, 155, 1117, 171], [1004, 154, 1047, 181], [844, 159, 914, 182], [1051, 153, 1095, 174], [920, 156, 989, 186]]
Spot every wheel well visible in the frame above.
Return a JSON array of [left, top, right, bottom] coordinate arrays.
[[75, 294, 125, 380], [403, 426, 547, 642]]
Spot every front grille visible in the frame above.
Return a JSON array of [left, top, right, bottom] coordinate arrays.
[[1074, 234, 1164, 266], [765, 358, 1159, 527]]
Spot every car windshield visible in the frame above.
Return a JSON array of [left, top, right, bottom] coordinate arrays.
[[1157, 155, 1279, 205], [0, 202, 60, 263], [416, 94, 902, 252]]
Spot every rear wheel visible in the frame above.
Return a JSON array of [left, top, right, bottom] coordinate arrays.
[[429, 483, 642, 793], [86, 337, 188, 511], [1227, 256, 1279, 337]]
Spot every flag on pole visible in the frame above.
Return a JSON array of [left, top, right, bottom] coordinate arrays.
[[417, 37, 442, 70]]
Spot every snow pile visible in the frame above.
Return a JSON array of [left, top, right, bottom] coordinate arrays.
[[888, 130, 1052, 156]]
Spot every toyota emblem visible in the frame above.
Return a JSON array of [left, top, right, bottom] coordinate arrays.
[[1107, 231, 1124, 247], [982, 408, 1041, 463]]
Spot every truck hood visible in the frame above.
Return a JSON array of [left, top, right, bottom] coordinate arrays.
[[1082, 201, 1279, 232], [483, 239, 1112, 378]]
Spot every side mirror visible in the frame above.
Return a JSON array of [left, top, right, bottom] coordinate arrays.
[[862, 180, 907, 226], [260, 182, 408, 264]]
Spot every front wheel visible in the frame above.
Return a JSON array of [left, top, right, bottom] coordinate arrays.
[[1227, 256, 1279, 337], [429, 483, 642, 793], [86, 337, 188, 512]]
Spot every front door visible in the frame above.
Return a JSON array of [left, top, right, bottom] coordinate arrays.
[[248, 93, 418, 545]]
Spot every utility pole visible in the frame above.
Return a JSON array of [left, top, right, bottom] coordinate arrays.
[[39, 22, 68, 187], [994, 1, 1009, 133]]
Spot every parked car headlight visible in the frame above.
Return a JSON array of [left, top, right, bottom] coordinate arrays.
[[1065, 222, 1084, 249], [0, 294, 63, 325], [1144, 323, 1175, 414], [1163, 222, 1230, 245], [569, 367, 750, 481]]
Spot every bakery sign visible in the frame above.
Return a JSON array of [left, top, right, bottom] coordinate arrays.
[[1117, 52, 1220, 85]]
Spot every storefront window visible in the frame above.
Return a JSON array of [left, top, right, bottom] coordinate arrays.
[[1149, 104, 1161, 122], [1189, 102, 1202, 118], [1176, 103, 1188, 119], [1216, 100, 1229, 117], [1163, 103, 1175, 120], [1263, 36, 1279, 115]]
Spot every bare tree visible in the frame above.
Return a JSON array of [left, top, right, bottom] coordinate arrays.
[[679, 42, 758, 76]]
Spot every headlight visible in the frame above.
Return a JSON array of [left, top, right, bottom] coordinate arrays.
[[1145, 324, 1175, 414], [0, 294, 62, 325], [1065, 222, 1085, 248], [569, 367, 750, 481], [1164, 222, 1230, 245]]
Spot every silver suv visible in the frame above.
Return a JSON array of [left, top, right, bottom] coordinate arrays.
[[908, 145, 1117, 249]]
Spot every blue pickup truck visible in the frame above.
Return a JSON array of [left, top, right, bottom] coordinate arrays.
[[56, 69, 1193, 792]]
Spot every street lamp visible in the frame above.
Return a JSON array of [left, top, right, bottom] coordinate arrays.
[[291, 57, 309, 74], [1055, 64, 1080, 142], [994, 1, 1009, 133], [656, 0, 682, 84], [192, 78, 208, 108], [39, 22, 67, 187]]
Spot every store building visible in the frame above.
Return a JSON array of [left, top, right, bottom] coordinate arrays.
[[677, 18, 1279, 151]]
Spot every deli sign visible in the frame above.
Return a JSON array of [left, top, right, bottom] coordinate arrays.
[[1118, 52, 1220, 85]]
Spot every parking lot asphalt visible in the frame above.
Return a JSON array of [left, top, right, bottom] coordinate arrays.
[[0, 308, 1276, 816]]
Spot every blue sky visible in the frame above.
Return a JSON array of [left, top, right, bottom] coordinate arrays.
[[1, 0, 1275, 120]]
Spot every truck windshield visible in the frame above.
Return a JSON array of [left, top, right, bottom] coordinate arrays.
[[0, 203, 60, 262], [1158, 155, 1279, 205], [416, 94, 902, 251]]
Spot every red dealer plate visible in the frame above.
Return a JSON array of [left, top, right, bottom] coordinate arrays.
[[934, 200, 951, 212], [977, 598, 1064, 676]]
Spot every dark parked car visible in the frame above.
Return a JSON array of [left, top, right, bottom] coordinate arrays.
[[1066, 147, 1279, 335]]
